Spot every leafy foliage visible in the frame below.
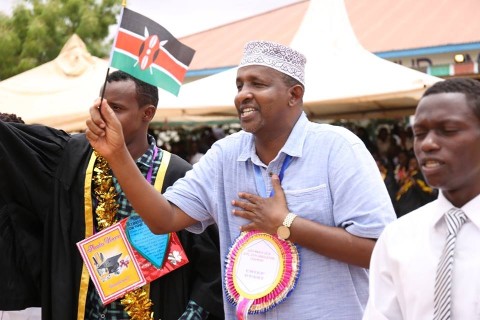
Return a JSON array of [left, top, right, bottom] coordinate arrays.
[[0, 0, 121, 80]]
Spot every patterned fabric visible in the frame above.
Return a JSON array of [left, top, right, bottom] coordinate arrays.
[[85, 136, 208, 320], [178, 300, 210, 320], [433, 208, 468, 320], [239, 40, 306, 85]]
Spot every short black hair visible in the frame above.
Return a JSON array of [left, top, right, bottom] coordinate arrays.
[[0, 113, 25, 123], [105, 70, 159, 107], [422, 78, 480, 119], [281, 73, 304, 91]]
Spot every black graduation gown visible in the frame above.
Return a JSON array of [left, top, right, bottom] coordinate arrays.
[[394, 171, 438, 218], [0, 122, 224, 319]]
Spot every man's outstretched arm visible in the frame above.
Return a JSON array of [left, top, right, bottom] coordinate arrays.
[[85, 99, 197, 233]]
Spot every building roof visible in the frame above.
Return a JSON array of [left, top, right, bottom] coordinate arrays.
[[347, 0, 480, 56], [154, 0, 441, 121], [180, 0, 480, 74]]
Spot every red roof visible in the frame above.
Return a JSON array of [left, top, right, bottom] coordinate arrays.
[[346, 0, 480, 52], [179, 0, 480, 72]]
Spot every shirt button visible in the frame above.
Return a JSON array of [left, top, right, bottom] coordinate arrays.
[[269, 172, 273, 176]]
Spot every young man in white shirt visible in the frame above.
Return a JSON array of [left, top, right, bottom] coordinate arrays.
[[364, 77, 480, 319]]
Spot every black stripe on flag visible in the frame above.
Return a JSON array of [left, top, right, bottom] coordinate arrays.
[[120, 8, 195, 66]]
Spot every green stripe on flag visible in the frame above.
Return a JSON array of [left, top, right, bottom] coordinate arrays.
[[111, 51, 181, 96]]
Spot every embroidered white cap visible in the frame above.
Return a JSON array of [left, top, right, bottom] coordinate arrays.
[[238, 40, 306, 86]]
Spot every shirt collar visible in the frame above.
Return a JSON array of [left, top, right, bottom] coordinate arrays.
[[460, 192, 480, 228], [237, 112, 309, 163], [136, 134, 158, 171], [433, 191, 480, 229], [281, 112, 308, 157]]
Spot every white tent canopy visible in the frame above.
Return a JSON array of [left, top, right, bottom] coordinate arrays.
[[0, 35, 184, 131], [0, 1, 442, 131], [155, 0, 442, 120], [0, 35, 109, 130]]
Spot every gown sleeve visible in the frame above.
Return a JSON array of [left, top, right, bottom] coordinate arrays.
[[0, 121, 70, 310], [0, 122, 70, 216]]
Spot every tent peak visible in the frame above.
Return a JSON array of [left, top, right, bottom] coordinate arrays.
[[55, 34, 95, 77]]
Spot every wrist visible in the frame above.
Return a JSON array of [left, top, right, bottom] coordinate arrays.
[[98, 145, 130, 171], [276, 212, 297, 240]]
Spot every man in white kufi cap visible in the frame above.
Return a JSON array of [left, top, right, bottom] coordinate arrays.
[[239, 40, 306, 86], [87, 39, 396, 319]]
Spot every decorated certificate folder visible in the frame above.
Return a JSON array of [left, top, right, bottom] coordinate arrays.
[[77, 216, 188, 304]]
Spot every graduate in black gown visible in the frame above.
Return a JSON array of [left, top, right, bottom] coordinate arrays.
[[0, 71, 224, 320], [394, 156, 438, 218]]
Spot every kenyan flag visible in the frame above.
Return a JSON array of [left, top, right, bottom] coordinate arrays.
[[110, 8, 195, 96]]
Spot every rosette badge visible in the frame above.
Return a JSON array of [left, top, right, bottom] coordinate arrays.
[[224, 231, 300, 318]]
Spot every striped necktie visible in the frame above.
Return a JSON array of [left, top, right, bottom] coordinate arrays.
[[433, 208, 468, 320]]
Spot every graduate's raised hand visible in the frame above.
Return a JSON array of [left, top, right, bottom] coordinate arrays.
[[232, 174, 290, 235], [85, 98, 125, 160]]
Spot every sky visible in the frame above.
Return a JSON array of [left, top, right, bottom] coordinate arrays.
[[0, 0, 301, 37]]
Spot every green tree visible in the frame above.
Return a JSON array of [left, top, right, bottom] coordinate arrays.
[[0, 0, 121, 80]]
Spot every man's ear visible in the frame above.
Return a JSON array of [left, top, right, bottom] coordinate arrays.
[[143, 105, 157, 121], [289, 84, 304, 106]]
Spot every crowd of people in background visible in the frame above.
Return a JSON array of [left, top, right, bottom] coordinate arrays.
[[354, 123, 438, 217]]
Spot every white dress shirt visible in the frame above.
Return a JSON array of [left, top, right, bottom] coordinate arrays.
[[363, 191, 480, 319]]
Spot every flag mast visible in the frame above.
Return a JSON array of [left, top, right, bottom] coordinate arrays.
[[99, 0, 127, 108]]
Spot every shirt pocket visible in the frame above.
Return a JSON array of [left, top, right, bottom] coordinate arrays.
[[284, 183, 333, 225]]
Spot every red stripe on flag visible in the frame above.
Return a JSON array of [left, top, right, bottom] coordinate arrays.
[[115, 30, 143, 55], [115, 30, 187, 82]]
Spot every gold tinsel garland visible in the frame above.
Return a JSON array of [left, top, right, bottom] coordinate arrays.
[[395, 170, 434, 201], [92, 152, 154, 320]]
